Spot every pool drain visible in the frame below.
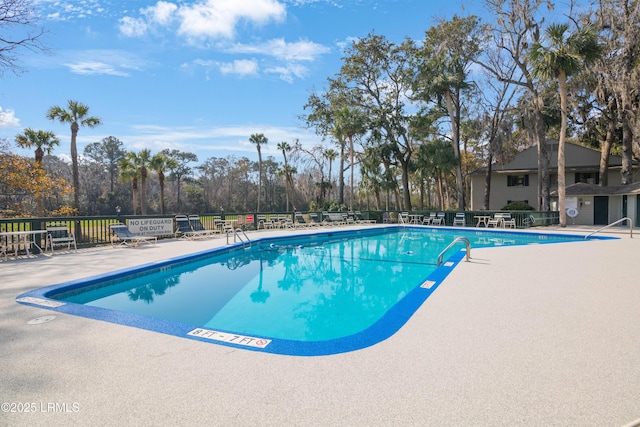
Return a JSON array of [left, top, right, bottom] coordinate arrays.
[[27, 316, 56, 325]]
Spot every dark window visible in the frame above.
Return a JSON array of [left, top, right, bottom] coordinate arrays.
[[575, 172, 599, 184], [507, 175, 529, 187]]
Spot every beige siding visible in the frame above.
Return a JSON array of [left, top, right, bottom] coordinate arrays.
[[471, 173, 538, 210], [474, 171, 639, 211]]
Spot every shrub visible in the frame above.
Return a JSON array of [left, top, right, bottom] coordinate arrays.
[[501, 201, 535, 210]]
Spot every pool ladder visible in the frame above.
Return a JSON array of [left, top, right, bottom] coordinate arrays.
[[226, 227, 251, 248], [437, 236, 471, 266], [585, 217, 633, 239]]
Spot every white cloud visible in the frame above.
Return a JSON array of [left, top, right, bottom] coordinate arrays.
[[177, 0, 286, 41], [0, 107, 20, 128], [218, 59, 259, 76], [119, 0, 286, 41], [336, 36, 359, 53], [59, 50, 145, 76], [118, 16, 148, 37], [142, 1, 178, 25], [226, 38, 330, 61], [47, 12, 62, 21], [39, 0, 109, 21], [64, 61, 130, 76], [216, 38, 329, 82], [185, 58, 259, 78], [122, 123, 320, 158], [265, 63, 308, 83]]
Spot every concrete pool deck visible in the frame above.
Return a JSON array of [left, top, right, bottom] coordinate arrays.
[[1, 225, 639, 426]]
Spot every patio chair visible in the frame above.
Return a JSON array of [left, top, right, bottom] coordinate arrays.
[[501, 213, 516, 229], [109, 223, 157, 247], [399, 212, 409, 224], [213, 216, 225, 232], [432, 212, 446, 225], [345, 212, 356, 225], [188, 215, 220, 236], [354, 211, 375, 224], [309, 213, 324, 226], [278, 216, 295, 229], [453, 212, 466, 227], [487, 213, 505, 228], [0, 240, 6, 259], [323, 212, 346, 226], [423, 212, 436, 225], [174, 215, 211, 239], [295, 213, 315, 228], [46, 225, 77, 254]]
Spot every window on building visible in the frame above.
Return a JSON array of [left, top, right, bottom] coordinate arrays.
[[575, 172, 599, 185], [507, 175, 529, 187]]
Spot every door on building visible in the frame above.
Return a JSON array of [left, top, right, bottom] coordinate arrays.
[[636, 195, 640, 227], [593, 196, 609, 225]]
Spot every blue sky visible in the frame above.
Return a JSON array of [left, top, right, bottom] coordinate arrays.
[[1, 0, 481, 164]]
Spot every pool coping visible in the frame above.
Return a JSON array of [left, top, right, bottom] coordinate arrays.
[[15, 226, 612, 356]]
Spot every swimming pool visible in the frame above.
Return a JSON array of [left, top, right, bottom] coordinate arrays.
[[17, 226, 606, 355]]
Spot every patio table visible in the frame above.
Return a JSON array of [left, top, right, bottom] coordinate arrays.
[[408, 214, 423, 224], [474, 215, 492, 228], [0, 230, 49, 257]]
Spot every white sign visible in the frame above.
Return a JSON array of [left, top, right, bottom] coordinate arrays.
[[16, 297, 65, 308], [566, 197, 578, 209], [127, 218, 174, 236], [188, 328, 271, 348]]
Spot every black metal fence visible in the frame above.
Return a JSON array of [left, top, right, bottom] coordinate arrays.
[[0, 210, 559, 255]]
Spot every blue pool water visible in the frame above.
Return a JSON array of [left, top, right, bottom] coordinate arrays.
[[17, 227, 604, 355]]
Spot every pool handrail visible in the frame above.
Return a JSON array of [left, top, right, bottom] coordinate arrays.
[[227, 227, 251, 247], [585, 217, 633, 239], [437, 236, 471, 266]]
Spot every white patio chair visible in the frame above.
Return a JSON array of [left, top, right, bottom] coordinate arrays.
[[453, 212, 466, 227], [502, 213, 516, 228], [46, 225, 77, 253], [423, 212, 436, 225], [487, 213, 505, 228]]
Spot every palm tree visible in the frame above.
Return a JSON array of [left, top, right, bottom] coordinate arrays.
[[119, 152, 140, 215], [137, 149, 152, 215], [161, 149, 198, 212], [15, 128, 60, 168], [278, 141, 291, 166], [249, 133, 268, 212], [416, 139, 458, 209], [150, 153, 178, 215], [323, 149, 338, 201], [278, 141, 295, 211], [15, 128, 60, 214], [46, 100, 101, 214], [530, 23, 601, 227]]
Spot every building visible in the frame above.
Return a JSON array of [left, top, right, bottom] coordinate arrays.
[[469, 140, 640, 226]]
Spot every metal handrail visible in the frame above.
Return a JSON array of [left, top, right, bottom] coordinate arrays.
[[226, 227, 252, 247], [437, 236, 471, 266], [236, 228, 251, 247], [585, 217, 633, 239]]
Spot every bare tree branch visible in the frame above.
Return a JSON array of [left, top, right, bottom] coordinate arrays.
[[0, 0, 47, 76]]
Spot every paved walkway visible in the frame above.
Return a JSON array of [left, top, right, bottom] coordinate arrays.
[[1, 225, 639, 426]]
